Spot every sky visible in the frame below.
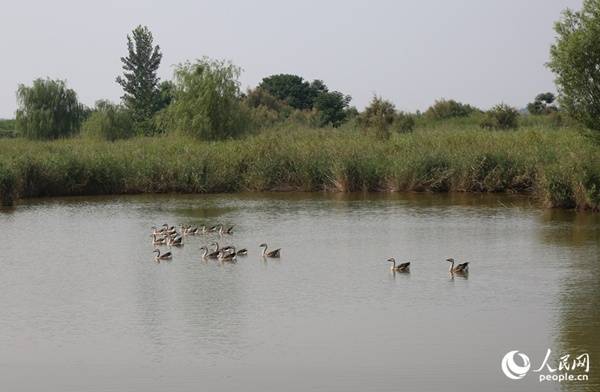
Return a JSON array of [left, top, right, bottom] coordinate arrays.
[[0, 0, 583, 118]]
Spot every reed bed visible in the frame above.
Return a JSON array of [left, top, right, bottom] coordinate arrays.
[[0, 126, 598, 210]]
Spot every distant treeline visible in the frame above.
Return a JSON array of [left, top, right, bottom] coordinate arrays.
[[5, 15, 584, 142]]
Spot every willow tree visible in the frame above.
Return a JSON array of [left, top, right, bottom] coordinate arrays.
[[116, 25, 162, 133], [160, 58, 248, 140], [16, 78, 84, 139]]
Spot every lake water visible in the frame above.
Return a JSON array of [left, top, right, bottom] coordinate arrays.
[[1, 193, 598, 391]]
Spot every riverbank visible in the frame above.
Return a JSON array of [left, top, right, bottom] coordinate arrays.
[[1, 127, 599, 210]]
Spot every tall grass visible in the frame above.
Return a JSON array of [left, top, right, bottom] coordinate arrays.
[[0, 125, 598, 210]]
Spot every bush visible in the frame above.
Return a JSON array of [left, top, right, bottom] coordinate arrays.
[[81, 101, 134, 141], [393, 112, 415, 133], [425, 99, 478, 120], [358, 96, 396, 139], [480, 104, 519, 130], [160, 58, 249, 140], [16, 78, 84, 139]]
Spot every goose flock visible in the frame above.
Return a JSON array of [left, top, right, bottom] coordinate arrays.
[[150, 223, 281, 263], [150, 222, 470, 276]]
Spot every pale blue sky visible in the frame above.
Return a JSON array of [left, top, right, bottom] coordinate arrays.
[[0, 0, 582, 117]]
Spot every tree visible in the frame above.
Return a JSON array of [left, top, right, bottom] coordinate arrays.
[[16, 78, 84, 139], [116, 25, 162, 133], [358, 96, 397, 138], [548, 0, 600, 129], [81, 100, 134, 141], [160, 58, 248, 140], [314, 90, 351, 127], [259, 74, 316, 110], [425, 99, 478, 120], [527, 92, 557, 115]]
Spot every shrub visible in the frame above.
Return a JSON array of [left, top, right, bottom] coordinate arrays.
[[16, 78, 84, 139], [393, 112, 415, 133], [81, 101, 134, 141], [480, 104, 519, 130], [358, 96, 396, 138], [425, 99, 478, 120]]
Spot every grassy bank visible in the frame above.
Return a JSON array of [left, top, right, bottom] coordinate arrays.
[[0, 126, 599, 210]]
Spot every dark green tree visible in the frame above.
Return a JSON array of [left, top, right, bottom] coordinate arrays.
[[548, 0, 600, 129], [259, 74, 315, 110], [16, 78, 84, 139], [314, 90, 351, 127], [116, 25, 162, 132], [527, 92, 557, 115]]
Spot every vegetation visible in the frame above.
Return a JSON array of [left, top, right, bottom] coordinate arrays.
[[0, 119, 17, 138], [116, 25, 163, 134], [3, 13, 600, 211], [480, 104, 520, 130], [81, 100, 134, 141], [425, 99, 478, 120], [157, 58, 249, 140], [0, 125, 597, 210], [16, 78, 84, 140], [527, 92, 557, 115], [548, 0, 600, 130]]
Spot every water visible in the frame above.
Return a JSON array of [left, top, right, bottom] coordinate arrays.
[[1, 193, 598, 391]]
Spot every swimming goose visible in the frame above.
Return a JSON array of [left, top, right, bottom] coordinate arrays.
[[153, 249, 172, 260], [199, 246, 209, 259], [218, 247, 237, 262], [221, 245, 247, 256], [388, 258, 410, 272], [259, 243, 281, 258], [236, 248, 248, 256], [219, 225, 234, 235], [167, 234, 183, 247], [152, 234, 167, 246], [206, 242, 221, 258], [446, 258, 469, 273]]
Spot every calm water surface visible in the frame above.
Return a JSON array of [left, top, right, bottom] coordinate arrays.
[[1, 193, 598, 391]]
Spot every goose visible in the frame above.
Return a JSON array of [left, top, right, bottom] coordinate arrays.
[[236, 248, 248, 256], [167, 234, 183, 247], [199, 246, 209, 259], [387, 258, 410, 272], [206, 242, 221, 258], [446, 258, 469, 274], [153, 248, 172, 260], [221, 245, 247, 256], [186, 226, 199, 235], [259, 243, 281, 258], [219, 225, 234, 235], [207, 225, 219, 233], [218, 246, 237, 262], [151, 226, 166, 236], [152, 234, 167, 246]]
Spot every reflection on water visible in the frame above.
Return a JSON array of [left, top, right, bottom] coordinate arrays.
[[0, 192, 598, 392]]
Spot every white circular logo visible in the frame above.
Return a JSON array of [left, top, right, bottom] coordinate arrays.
[[501, 350, 531, 380]]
